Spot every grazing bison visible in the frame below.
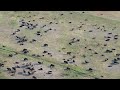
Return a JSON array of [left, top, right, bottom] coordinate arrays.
[[21, 49, 29, 54], [32, 76, 37, 79], [0, 63, 4, 67], [47, 71, 52, 74], [8, 54, 13, 57], [38, 68, 43, 70], [67, 52, 71, 55], [50, 64, 55, 68], [64, 67, 70, 70], [7, 68, 11, 71], [43, 51, 47, 53], [64, 61, 68, 64], [87, 68, 93, 72], [23, 58, 28, 61], [38, 61, 43, 65]]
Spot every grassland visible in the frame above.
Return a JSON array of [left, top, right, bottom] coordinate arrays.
[[0, 11, 120, 79]]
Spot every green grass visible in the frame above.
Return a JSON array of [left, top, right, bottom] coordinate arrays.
[[0, 44, 97, 78], [1, 11, 120, 79]]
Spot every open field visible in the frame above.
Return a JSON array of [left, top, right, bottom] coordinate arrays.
[[0, 11, 120, 79]]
